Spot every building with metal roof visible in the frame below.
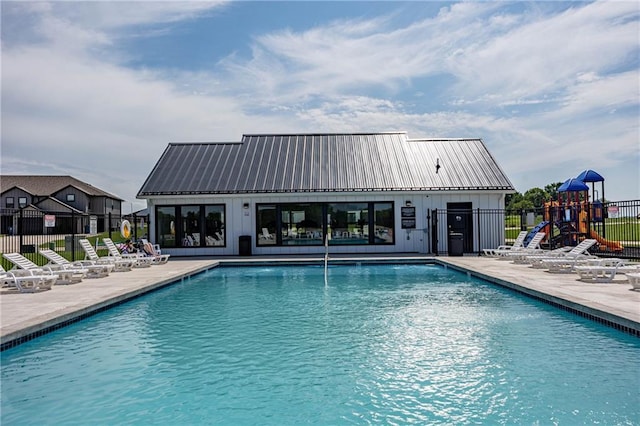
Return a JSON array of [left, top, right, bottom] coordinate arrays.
[[138, 132, 515, 256]]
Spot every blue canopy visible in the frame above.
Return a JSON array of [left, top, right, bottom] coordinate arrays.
[[576, 169, 604, 183], [558, 178, 589, 192]]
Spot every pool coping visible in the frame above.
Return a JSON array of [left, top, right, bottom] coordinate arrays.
[[2, 255, 639, 351]]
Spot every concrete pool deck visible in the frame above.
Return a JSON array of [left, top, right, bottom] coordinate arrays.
[[2, 255, 639, 349]]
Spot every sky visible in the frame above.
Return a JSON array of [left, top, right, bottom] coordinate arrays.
[[1, 1, 639, 213]]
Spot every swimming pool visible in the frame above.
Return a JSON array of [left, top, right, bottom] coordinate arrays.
[[1, 264, 639, 424]]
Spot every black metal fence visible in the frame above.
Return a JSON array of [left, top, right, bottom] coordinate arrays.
[[429, 199, 639, 259], [2, 200, 639, 262], [0, 209, 149, 267]]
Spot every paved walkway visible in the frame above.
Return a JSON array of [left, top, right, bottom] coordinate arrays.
[[439, 256, 640, 333], [2, 255, 639, 349]]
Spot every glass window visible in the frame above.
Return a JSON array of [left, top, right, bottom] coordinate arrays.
[[156, 206, 176, 248], [18, 197, 27, 207], [66, 194, 75, 202], [257, 205, 277, 246], [181, 205, 201, 247], [6, 197, 14, 208], [255, 201, 394, 247], [327, 203, 368, 245], [374, 202, 394, 244], [281, 203, 323, 246], [204, 205, 225, 246]]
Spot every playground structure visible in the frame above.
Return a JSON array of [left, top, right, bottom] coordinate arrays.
[[539, 169, 623, 252]]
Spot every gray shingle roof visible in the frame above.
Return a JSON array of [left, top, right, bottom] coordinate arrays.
[[137, 132, 514, 196], [0, 175, 122, 200]]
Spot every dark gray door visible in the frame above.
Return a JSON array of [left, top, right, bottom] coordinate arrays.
[[447, 202, 473, 252]]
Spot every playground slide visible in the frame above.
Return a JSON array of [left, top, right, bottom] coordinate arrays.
[[589, 229, 623, 252]]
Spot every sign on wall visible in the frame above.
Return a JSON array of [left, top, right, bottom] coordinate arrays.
[[401, 206, 416, 229]]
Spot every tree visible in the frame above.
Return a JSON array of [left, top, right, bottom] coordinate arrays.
[[544, 182, 563, 201], [524, 187, 548, 208], [506, 193, 534, 211]]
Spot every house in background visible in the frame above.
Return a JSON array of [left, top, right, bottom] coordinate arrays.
[[0, 175, 123, 235], [137, 132, 515, 256]]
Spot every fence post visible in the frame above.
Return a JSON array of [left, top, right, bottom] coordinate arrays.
[[19, 208, 24, 255], [520, 209, 526, 231], [108, 212, 112, 240], [71, 210, 76, 261], [431, 209, 438, 255], [133, 213, 137, 241], [426, 211, 431, 254], [476, 208, 481, 256]]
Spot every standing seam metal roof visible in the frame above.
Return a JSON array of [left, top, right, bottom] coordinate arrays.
[[137, 133, 514, 196]]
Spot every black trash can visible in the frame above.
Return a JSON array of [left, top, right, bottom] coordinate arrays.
[[448, 232, 464, 256], [239, 235, 252, 256], [21, 244, 36, 254]]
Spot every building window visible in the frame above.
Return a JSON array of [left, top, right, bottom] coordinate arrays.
[[257, 205, 277, 245], [204, 205, 225, 246], [281, 203, 324, 246], [18, 197, 27, 208], [181, 205, 201, 246], [373, 202, 394, 244], [256, 201, 394, 247], [6, 197, 14, 208], [66, 194, 75, 202], [156, 206, 177, 248], [156, 204, 226, 248], [327, 202, 369, 245]]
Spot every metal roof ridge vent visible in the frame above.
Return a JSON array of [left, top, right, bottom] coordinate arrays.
[[405, 138, 482, 142], [241, 131, 408, 137], [168, 141, 243, 146]]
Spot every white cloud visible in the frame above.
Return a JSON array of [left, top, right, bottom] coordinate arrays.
[[2, 1, 639, 209]]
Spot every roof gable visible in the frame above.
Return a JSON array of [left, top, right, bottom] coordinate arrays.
[[0, 176, 122, 200], [137, 132, 514, 196]]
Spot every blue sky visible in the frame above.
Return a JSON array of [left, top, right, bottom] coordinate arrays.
[[1, 1, 638, 213]]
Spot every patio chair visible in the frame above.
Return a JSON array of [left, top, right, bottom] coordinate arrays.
[[482, 231, 528, 257], [574, 260, 640, 283], [0, 265, 57, 293], [39, 248, 114, 278], [79, 239, 133, 272], [627, 273, 640, 291], [140, 239, 170, 264], [102, 238, 153, 268], [498, 232, 546, 261], [2, 252, 85, 285], [535, 239, 599, 272], [260, 228, 275, 241]]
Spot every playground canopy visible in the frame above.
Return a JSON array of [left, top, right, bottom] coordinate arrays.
[[558, 178, 589, 192], [576, 169, 604, 183]]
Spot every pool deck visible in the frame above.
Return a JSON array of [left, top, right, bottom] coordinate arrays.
[[2, 255, 639, 349]]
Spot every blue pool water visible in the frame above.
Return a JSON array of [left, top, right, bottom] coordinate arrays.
[[1, 264, 639, 425]]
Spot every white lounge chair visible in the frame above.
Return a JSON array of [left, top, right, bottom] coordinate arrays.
[[79, 239, 133, 272], [574, 260, 640, 283], [102, 238, 153, 268], [535, 239, 599, 272], [525, 239, 598, 269], [140, 239, 170, 264], [627, 273, 640, 291], [0, 265, 57, 292], [498, 232, 546, 261], [482, 231, 528, 257], [39, 248, 114, 278], [2, 252, 85, 285]]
